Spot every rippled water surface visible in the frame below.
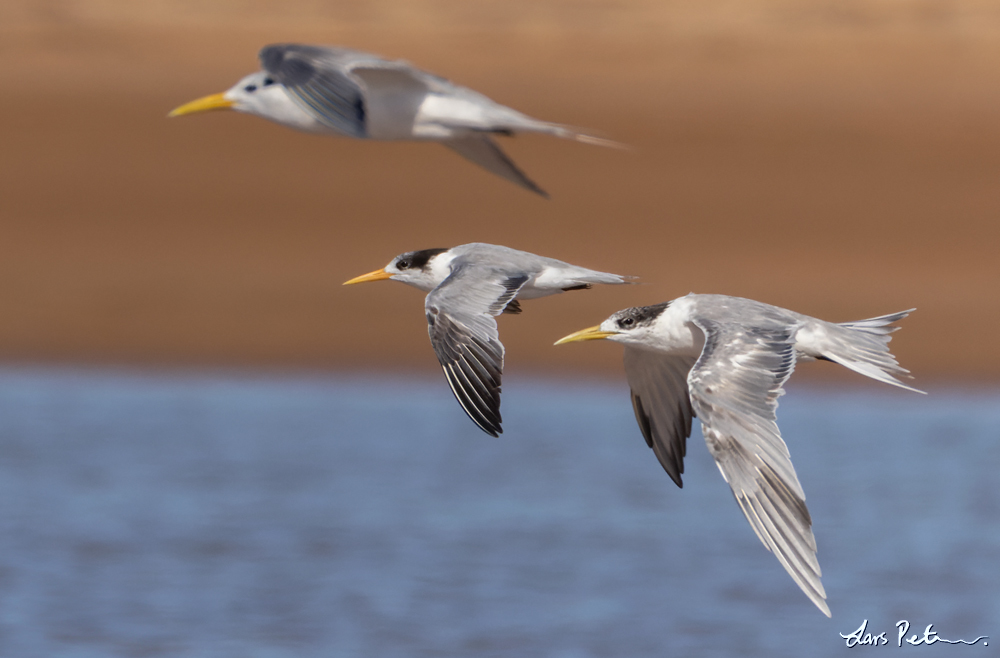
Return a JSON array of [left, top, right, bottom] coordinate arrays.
[[0, 368, 995, 657]]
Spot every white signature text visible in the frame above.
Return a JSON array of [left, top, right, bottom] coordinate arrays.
[[840, 619, 988, 648]]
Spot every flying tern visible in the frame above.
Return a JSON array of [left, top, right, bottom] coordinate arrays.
[[556, 293, 922, 616], [344, 243, 632, 435], [169, 43, 621, 197]]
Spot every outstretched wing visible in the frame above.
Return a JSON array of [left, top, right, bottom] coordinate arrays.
[[260, 45, 369, 137], [687, 319, 830, 617], [621, 349, 697, 487], [443, 135, 548, 197], [261, 44, 435, 139], [425, 264, 528, 436]]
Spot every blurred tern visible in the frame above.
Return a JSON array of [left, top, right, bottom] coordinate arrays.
[[556, 294, 923, 616], [169, 43, 622, 197], [344, 243, 632, 436]]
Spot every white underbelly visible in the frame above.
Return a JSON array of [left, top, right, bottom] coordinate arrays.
[[412, 95, 490, 139]]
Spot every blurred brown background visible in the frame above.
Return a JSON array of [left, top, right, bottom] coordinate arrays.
[[1, 1, 999, 383]]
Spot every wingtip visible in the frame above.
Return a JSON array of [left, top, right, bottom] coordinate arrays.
[[521, 174, 549, 199], [473, 416, 503, 437], [475, 414, 502, 437], [467, 412, 504, 438], [891, 375, 927, 395]]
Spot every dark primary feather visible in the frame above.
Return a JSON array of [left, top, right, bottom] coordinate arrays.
[[502, 299, 522, 315], [427, 309, 504, 436], [487, 276, 528, 315], [425, 272, 529, 436], [622, 351, 696, 488], [259, 44, 367, 137]]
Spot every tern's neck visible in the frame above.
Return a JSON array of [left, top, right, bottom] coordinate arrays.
[[397, 252, 457, 293], [647, 298, 705, 356], [424, 252, 457, 286]]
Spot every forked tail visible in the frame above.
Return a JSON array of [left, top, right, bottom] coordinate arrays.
[[819, 309, 924, 393]]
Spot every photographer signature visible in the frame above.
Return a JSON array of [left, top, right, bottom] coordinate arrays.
[[840, 619, 988, 648]]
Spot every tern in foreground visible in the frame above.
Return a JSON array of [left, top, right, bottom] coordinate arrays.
[[344, 243, 631, 435], [556, 294, 923, 616], [169, 43, 621, 197]]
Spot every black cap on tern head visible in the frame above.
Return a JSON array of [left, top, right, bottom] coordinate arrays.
[[394, 248, 448, 271], [611, 302, 671, 330]]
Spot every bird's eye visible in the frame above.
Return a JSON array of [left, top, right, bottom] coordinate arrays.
[[397, 260, 410, 269], [620, 317, 634, 327], [262, 77, 275, 86], [244, 84, 258, 93]]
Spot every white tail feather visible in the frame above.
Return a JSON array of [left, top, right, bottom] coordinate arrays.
[[817, 309, 925, 394], [838, 309, 914, 335], [536, 122, 630, 150], [570, 132, 631, 150]]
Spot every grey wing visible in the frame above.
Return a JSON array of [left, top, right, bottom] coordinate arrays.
[[688, 319, 830, 617], [443, 135, 548, 197], [425, 265, 528, 437], [261, 44, 443, 140], [621, 348, 697, 487], [260, 44, 373, 138]]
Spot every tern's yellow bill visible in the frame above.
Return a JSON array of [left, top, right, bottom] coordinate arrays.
[[168, 93, 234, 118], [343, 269, 393, 285], [554, 326, 617, 345]]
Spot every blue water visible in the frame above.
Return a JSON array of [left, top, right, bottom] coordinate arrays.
[[0, 367, 995, 657]]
